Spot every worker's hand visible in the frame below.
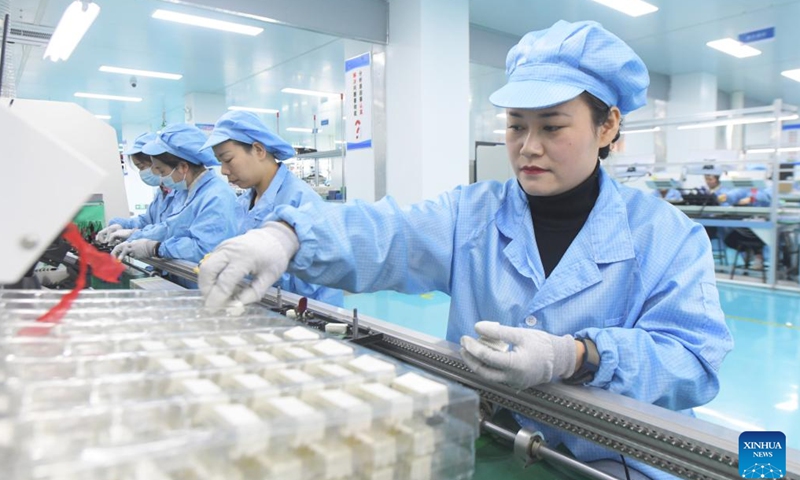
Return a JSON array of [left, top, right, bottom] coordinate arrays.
[[96, 224, 122, 244], [199, 222, 299, 308], [111, 239, 159, 260], [460, 321, 577, 390], [737, 197, 752, 206], [717, 194, 727, 204], [107, 228, 137, 245]]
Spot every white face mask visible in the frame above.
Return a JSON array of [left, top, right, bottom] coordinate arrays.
[[161, 168, 188, 191], [139, 168, 161, 187]]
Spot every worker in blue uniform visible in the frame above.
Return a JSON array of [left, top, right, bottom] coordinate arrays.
[[198, 20, 733, 480], [719, 169, 773, 270], [111, 124, 239, 263], [199, 110, 343, 306], [96, 132, 185, 244]]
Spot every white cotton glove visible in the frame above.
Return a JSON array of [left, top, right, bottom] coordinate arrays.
[[107, 228, 137, 246], [199, 221, 300, 308], [460, 321, 577, 390], [111, 239, 159, 260], [96, 224, 122, 244]]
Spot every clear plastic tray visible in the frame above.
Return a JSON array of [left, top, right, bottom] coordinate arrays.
[[0, 290, 478, 480]]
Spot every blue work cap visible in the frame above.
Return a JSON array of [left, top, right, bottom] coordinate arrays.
[[123, 132, 156, 156], [490, 20, 649, 115], [142, 124, 220, 167], [201, 110, 296, 161]]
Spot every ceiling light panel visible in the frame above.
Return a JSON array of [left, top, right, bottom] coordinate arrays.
[[152, 9, 263, 36]]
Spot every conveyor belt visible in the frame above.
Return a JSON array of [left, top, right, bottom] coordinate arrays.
[[139, 257, 800, 480]]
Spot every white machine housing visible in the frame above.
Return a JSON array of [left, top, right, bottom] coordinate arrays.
[[0, 99, 127, 284]]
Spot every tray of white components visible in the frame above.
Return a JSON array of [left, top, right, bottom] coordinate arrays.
[[0, 290, 479, 480]]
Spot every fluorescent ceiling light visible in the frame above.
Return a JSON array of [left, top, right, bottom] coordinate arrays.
[[43, 1, 100, 62], [281, 87, 340, 98], [152, 9, 263, 36], [677, 115, 798, 130], [496, 113, 506, 119], [99, 66, 182, 80], [781, 69, 800, 82], [706, 38, 761, 58], [493, 130, 506, 134], [747, 147, 800, 154], [747, 148, 776, 154], [286, 127, 313, 133], [622, 127, 660, 134], [75, 92, 142, 102], [589, 0, 658, 17], [228, 106, 279, 114], [94, 114, 111, 120]]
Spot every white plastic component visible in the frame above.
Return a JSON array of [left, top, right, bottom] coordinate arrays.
[[352, 383, 413, 424], [179, 379, 224, 397], [350, 431, 397, 469], [235, 350, 279, 366], [271, 369, 323, 393], [196, 354, 238, 369], [179, 379, 230, 423], [155, 358, 194, 373], [140, 341, 169, 352], [282, 326, 320, 341], [155, 358, 199, 390], [310, 339, 354, 358], [307, 363, 360, 386], [307, 441, 353, 480], [405, 455, 433, 480], [362, 467, 395, 480], [251, 332, 282, 344], [478, 336, 510, 352], [215, 335, 249, 348], [393, 422, 435, 456], [176, 338, 217, 363], [348, 355, 396, 383], [179, 338, 213, 350], [276, 346, 317, 363], [286, 309, 297, 319], [391, 372, 449, 413], [133, 459, 173, 480], [324, 323, 348, 335], [225, 301, 246, 317], [308, 389, 372, 434], [257, 397, 324, 446], [256, 454, 303, 480], [227, 374, 272, 392], [210, 404, 263, 428]]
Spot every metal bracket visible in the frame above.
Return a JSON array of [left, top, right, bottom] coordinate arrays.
[[514, 427, 544, 468]]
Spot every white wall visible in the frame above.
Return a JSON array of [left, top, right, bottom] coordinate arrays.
[[665, 73, 718, 163]]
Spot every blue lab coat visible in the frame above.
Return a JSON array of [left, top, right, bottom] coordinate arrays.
[[266, 167, 733, 480], [109, 188, 184, 229], [237, 164, 342, 307], [132, 170, 239, 263]]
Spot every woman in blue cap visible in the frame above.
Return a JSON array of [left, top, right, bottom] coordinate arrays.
[[199, 110, 343, 306], [96, 132, 186, 245], [111, 124, 239, 263], [198, 21, 732, 479]]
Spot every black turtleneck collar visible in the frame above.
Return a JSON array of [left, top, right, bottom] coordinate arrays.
[[525, 162, 601, 278]]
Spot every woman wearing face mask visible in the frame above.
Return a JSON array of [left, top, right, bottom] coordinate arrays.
[[111, 124, 239, 263], [198, 21, 732, 479], [95, 132, 185, 245], [199, 110, 343, 306]]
